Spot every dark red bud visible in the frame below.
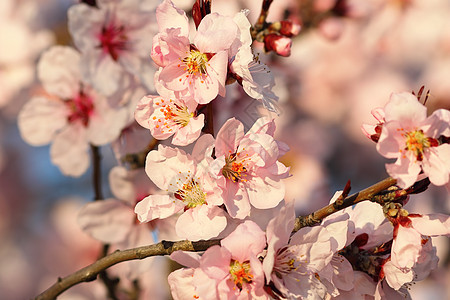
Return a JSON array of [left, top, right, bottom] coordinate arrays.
[[279, 20, 301, 37], [264, 34, 292, 57]]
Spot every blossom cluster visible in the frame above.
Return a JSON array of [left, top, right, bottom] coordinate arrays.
[[10, 0, 450, 299]]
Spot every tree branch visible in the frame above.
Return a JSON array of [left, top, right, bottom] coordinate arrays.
[[293, 177, 398, 231], [36, 177, 400, 299], [35, 239, 221, 300]]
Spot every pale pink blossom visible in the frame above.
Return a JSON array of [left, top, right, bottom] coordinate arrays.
[[135, 135, 228, 241], [78, 166, 177, 278], [18, 46, 128, 176], [376, 92, 450, 188], [151, 0, 239, 104], [228, 10, 280, 113], [382, 237, 438, 292], [135, 92, 204, 146], [68, 0, 157, 97], [210, 117, 290, 219], [263, 202, 332, 299], [168, 221, 269, 299], [390, 213, 450, 270]]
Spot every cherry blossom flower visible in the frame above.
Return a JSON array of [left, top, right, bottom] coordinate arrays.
[[151, 0, 239, 104], [68, 0, 157, 97], [134, 135, 228, 241], [210, 117, 290, 219], [18, 46, 128, 176], [135, 90, 204, 146], [389, 211, 450, 270], [229, 11, 280, 113], [263, 202, 333, 299], [78, 166, 178, 279], [168, 221, 269, 299], [376, 92, 450, 188]]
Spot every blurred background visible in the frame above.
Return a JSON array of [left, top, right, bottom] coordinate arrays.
[[0, 0, 449, 299]]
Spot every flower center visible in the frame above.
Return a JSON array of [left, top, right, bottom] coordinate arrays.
[[273, 246, 307, 278], [229, 260, 253, 289], [221, 152, 249, 183], [66, 91, 94, 127], [174, 178, 207, 209], [153, 99, 193, 133], [98, 22, 128, 61], [181, 50, 209, 75], [403, 130, 432, 161]]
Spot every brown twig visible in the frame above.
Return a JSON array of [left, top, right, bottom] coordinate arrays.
[[91, 145, 103, 201], [90, 146, 121, 298], [202, 101, 215, 135], [293, 177, 398, 232], [251, 0, 274, 41], [35, 239, 221, 300]]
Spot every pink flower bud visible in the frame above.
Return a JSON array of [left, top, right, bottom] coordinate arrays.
[[264, 34, 292, 57], [279, 20, 301, 37]]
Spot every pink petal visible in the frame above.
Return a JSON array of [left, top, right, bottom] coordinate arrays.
[[171, 114, 205, 146], [222, 182, 251, 219], [221, 220, 266, 262], [384, 92, 427, 126], [246, 175, 285, 210], [167, 268, 197, 300], [18, 96, 68, 146], [78, 199, 134, 244], [195, 14, 238, 53], [170, 250, 201, 268], [215, 118, 244, 156], [410, 214, 450, 236], [191, 134, 215, 164], [175, 205, 227, 241], [422, 109, 450, 137], [145, 145, 194, 190], [383, 260, 413, 290], [50, 124, 90, 177], [199, 245, 231, 280], [134, 194, 184, 222], [156, 0, 189, 37], [385, 153, 421, 188], [376, 121, 404, 159], [37, 46, 81, 99], [391, 225, 421, 269], [423, 145, 450, 186]]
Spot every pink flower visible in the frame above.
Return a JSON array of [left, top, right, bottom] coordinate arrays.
[[168, 221, 269, 299], [376, 92, 450, 188], [263, 202, 333, 299], [18, 46, 128, 177], [134, 135, 227, 241], [135, 92, 204, 146], [390, 212, 450, 269], [68, 0, 157, 96], [152, 0, 239, 104], [210, 117, 290, 219], [78, 166, 177, 278], [229, 11, 280, 113]]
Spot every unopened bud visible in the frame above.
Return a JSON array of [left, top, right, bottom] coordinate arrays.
[[279, 20, 301, 37], [264, 34, 292, 57]]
